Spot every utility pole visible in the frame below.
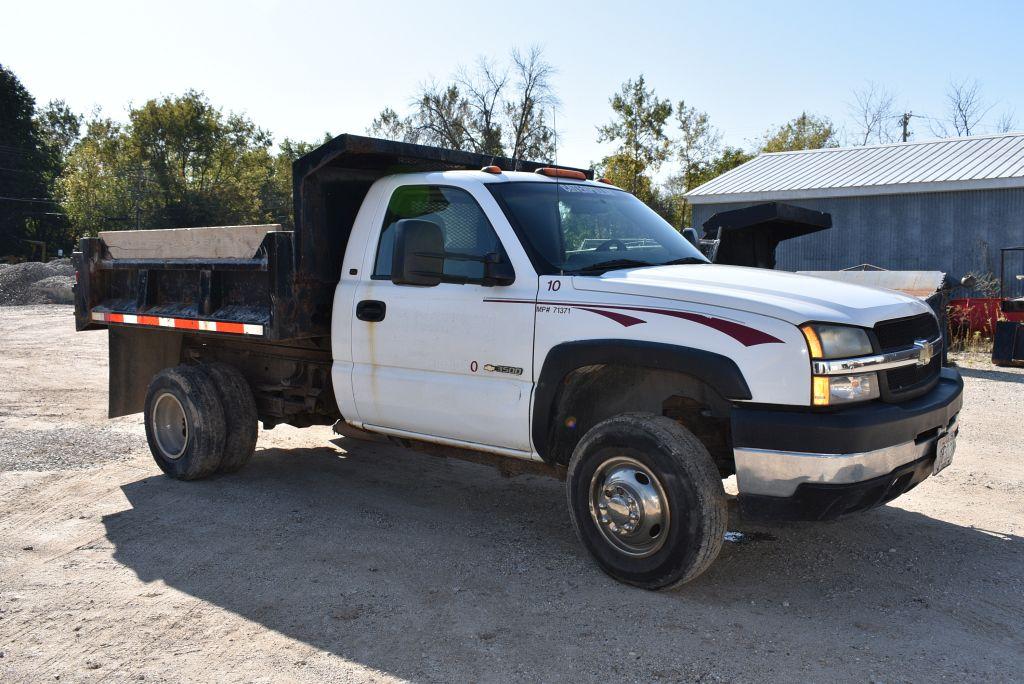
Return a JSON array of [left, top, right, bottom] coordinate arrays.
[[900, 112, 912, 142]]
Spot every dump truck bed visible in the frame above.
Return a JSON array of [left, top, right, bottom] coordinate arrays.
[[75, 224, 297, 340]]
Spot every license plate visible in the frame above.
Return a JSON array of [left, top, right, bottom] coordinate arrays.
[[933, 430, 957, 475]]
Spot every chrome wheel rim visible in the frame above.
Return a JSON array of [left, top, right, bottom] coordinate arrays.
[[589, 456, 670, 558], [152, 392, 188, 459]]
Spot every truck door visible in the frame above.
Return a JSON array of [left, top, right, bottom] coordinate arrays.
[[349, 181, 537, 452]]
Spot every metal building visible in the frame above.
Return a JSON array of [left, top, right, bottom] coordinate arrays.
[[685, 133, 1024, 290]]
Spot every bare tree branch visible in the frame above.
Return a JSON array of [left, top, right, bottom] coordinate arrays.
[[943, 78, 995, 136], [457, 57, 508, 155], [995, 109, 1018, 133], [849, 82, 897, 145], [506, 45, 558, 163]]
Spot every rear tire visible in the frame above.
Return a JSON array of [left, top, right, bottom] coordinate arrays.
[[144, 365, 226, 480], [566, 413, 727, 590], [203, 362, 258, 473]]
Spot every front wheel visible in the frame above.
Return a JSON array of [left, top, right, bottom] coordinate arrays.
[[566, 413, 727, 590]]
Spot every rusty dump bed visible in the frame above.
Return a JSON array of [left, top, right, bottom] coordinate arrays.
[[74, 134, 588, 343]]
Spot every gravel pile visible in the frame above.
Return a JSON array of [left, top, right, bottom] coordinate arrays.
[[0, 259, 75, 305]]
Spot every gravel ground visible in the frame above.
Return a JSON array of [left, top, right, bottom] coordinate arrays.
[[0, 305, 1022, 683]]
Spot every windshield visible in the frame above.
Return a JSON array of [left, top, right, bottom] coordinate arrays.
[[488, 182, 708, 275]]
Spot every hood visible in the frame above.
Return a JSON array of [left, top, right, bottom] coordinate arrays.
[[572, 264, 931, 327]]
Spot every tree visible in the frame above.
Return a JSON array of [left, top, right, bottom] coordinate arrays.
[[941, 79, 991, 137], [995, 109, 1018, 133], [674, 100, 720, 190], [662, 144, 753, 228], [761, 112, 839, 152], [505, 46, 557, 161], [35, 100, 82, 171], [368, 47, 557, 163], [664, 100, 721, 224], [0, 64, 53, 255], [368, 107, 420, 143], [597, 75, 672, 200], [261, 134, 332, 229], [57, 91, 295, 235], [849, 82, 897, 145], [704, 146, 754, 178]]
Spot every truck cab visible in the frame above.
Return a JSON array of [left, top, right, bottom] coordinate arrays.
[[74, 135, 962, 589]]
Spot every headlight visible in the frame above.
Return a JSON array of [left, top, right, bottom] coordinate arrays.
[[802, 324, 878, 406], [812, 373, 880, 406], [801, 324, 873, 359]]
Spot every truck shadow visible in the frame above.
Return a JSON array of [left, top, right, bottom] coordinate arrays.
[[955, 366, 1024, 383], [103, 441, 1024, 681]]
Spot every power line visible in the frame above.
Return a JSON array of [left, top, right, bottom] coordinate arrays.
[[0, 195, 60, 204]]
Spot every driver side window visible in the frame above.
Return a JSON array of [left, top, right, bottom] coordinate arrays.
[[373, 185, 511, 281]]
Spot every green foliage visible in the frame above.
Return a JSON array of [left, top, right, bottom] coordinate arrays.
[[0, 64, 54, 255], [760, 112, 838, 152], [57, 91, 317, 235], [34, 100, 82, 178], [597, 75, 672, 199]]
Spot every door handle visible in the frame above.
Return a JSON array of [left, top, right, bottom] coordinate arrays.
[[356, 300, 386, 322]]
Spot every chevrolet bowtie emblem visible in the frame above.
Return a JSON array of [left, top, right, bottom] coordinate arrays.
[[915, 339, 936, 366]]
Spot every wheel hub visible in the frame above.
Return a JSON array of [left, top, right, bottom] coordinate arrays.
[[151, 392, 188, 460], [590, 456, 670, 557]]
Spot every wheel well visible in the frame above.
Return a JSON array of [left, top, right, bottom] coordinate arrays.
[[543, 365, 735, 474]]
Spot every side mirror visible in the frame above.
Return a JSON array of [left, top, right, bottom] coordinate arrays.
[[681, 227, 699, 247], [392, 219, 443, 286]]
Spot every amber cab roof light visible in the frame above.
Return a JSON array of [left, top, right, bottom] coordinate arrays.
[[534, 167, 588, 181], [480, 165, 502, 174], [596, 177, 616, 186]]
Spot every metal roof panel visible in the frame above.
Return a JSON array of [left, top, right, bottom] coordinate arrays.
[[686, 133, 1024, 202]]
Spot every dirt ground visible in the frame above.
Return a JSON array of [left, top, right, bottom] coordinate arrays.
[[1, 305, 1021, 683]]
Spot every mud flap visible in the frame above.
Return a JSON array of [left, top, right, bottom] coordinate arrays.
[[108, 327, 183, 418]]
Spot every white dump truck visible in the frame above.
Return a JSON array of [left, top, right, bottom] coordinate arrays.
[[74, 135, 962, 589]]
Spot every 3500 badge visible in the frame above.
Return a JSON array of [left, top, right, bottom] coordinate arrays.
[[471, 362, 523, 376]]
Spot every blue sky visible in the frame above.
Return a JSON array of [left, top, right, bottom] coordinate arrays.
[[5, 0, 1022, 168]]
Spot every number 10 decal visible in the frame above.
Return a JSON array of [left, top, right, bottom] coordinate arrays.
[[547, 279, 561, 291]]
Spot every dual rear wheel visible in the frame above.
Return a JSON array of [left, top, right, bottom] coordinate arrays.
[[143, 363, 258, 480]]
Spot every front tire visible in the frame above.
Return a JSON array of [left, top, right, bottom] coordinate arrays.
[[566, 413, 727, 590], [144, 365, 227, 480]]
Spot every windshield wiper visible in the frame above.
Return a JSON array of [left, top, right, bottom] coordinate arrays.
[[572, 259, 653, 274], [659, 257, 708, 266]]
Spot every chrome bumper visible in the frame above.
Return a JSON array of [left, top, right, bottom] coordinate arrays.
[[734, 415, 959, 498]]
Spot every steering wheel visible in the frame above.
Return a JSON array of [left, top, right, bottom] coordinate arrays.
[[595, 238, 627, 252]]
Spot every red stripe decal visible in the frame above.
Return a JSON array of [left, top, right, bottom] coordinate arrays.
[[628, 307, 783, 346], [484, 298, 783, 346], [174, 318, 200, 330], [138, 315, 160, 326], [108, 313, 124, 323], [575, 307, 646, 327]]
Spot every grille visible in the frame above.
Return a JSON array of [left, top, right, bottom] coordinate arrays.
[[885, 353, 941, 393], [874, 313, 939, 352], [873, 313, 941, 398]]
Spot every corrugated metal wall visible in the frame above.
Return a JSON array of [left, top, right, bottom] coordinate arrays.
[[690, 188, 1024, 284]]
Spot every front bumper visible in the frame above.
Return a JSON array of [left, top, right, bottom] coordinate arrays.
[[731, 368, 963, 521]]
